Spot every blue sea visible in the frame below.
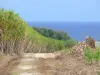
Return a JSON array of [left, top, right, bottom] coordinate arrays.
[[28, 22, 100, 41]]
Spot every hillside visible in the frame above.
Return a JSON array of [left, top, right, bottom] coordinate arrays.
[[0, 8, 77, 56], [33, 27, 71, 41]]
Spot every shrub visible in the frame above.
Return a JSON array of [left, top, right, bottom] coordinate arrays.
[[0, 8, 25, 41], [65, 39, 77, 48], [0, 8, 26, 56], [84, 47, 100, 64]]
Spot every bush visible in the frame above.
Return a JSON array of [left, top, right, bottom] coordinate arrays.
[[33, 27, 71, 41], [65, 39, 77, 48], [0, 8, 25, 41], [84, 47, 100, 64], [0, 8, 26, 56]]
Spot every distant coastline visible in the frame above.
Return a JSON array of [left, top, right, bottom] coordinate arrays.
[[28, 22, 100, 41]]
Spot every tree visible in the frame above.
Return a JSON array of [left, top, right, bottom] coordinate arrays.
[[33, 27, 71, 41]]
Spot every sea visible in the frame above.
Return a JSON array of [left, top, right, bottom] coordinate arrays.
[[28, 22, 100, 41]]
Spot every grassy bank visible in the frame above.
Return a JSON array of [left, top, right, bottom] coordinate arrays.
[[0, 8, 76, 57]]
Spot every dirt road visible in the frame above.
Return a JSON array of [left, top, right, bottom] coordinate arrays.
[[8, 53, 58, 75], [1, 53, 100, 75]]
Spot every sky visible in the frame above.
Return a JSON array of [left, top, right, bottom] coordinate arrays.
[[0, 0, 100, 22]]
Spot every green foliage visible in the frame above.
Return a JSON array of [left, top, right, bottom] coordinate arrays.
[[25, 26, 76, 52], [84, 47, 94, 64], [65, 39, 77, 48], [0, 8, 76, 54], [33, 27, 71, 41], [25, 26, 66, 52], [32, 27, 77, 51], [0, 8, 26, 41], [98, 72, 100, 75], [84, 47, 100, 64]]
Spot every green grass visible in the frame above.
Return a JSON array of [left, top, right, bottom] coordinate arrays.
[[98, 72, 100, 75], [25, 25, 66, 52], [84, 47, 100, 64], [0, 8, 77, 55]]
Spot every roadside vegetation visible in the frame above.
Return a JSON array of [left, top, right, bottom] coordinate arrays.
[[84, 47, 100, 64], [0, 8, 77, 57]]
